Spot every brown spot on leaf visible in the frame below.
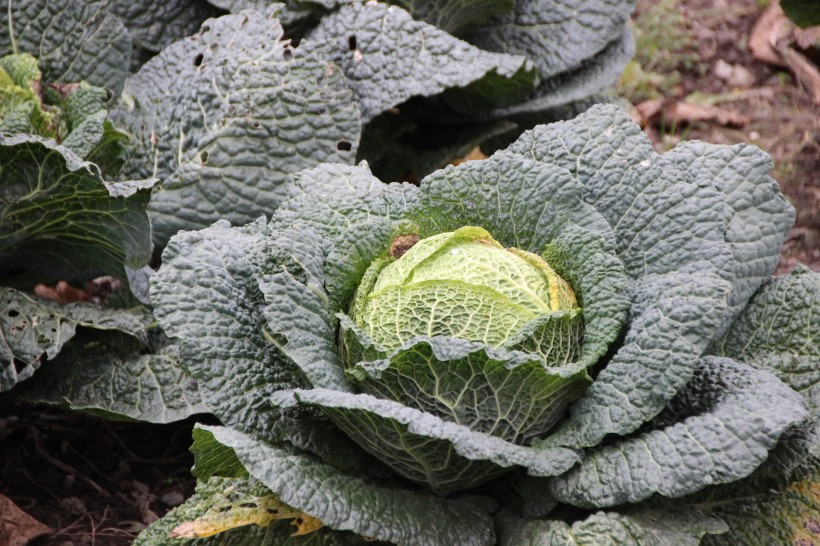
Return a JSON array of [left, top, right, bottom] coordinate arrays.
[[389, 234, 420, 258]]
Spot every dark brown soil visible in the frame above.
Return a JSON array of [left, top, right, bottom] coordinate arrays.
[[0, 405, 198, 546]]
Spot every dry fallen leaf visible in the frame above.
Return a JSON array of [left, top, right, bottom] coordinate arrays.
[[749, 0, 820, 104], [634, 99, 750, 128], [33, 277, 122, 305], [451, 146, 489, 166], [0, 494, 52, 546]]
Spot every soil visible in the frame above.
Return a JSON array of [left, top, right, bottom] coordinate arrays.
[[0, 1, 817, 545], [0, 405, 200, 546], [634, 0, 819, 273]]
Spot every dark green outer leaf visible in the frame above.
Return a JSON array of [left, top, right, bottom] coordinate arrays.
[[543, 272, 733, 448], [192, 426, 251, 480], [505, 106, 731, 284], [496, 507, 726, 546], [409, 152, 602, 252], [0, 287, 147, 392], [0, 134, 154, 285], [269, 406, 395, 479], [257, 224, 353, 390], [306, 1, 533, 121], [274, 387, 580, 495], [711, 266, 820, 409], [486, 26, 635, 119], [538, 222, 630, 370], [151, 218, 302, 444], [549, 357, 808, 508], [665, 141, 795, 320], [11, 333, 205, 423], [273, 161, 417, 312], [204, 424, 498, 546], [696, 418, 820, 546], [115, 7, 360, 246], [505, 105, 792, 330], [273, 162, 417, 242], [110, 0, 223, 51], [0, 0, 131, 94], [468, 0, 634, 81]]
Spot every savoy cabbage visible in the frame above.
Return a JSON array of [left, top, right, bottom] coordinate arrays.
[[141, 104, 820, 545]]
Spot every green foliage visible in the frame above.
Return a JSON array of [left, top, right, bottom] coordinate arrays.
[[4, 2, 814, 544], [147, 104, 814, 545]]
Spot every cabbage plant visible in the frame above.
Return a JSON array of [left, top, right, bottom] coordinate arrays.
[[142, 104, 820, 545]]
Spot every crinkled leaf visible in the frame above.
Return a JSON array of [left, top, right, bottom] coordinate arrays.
[[469, 0, 634, 81], [711, 266, 820, 409], [273, 161, 416, 311], [550, 357, 808, 508], [0, 134, 154, 285], [405, 152, 630, 372], [487, 27, 635, 119], [409, 152, 597, 251], [0, 0, 131, 94], [270, 406, 395, 479], [544, 272, 732, 448], [0, 53, 52, 135], [505, 105, 792, 327], [58, 83, 122, 160], [666, 140, 795, 317], [274, 387, 580, 495], [695, 418, 820, 545], [0, 287, 146, 392], [496, 507, 726, 546], [537, 223, 630, 369], [347, 336, 589, 443], [208, 0, 271, 11], [274, 162, 416, 242], [151, 219, 302, 444], [306, 1, 534, 121], [203, 424, 497, 546], [12, 333, 205, 423], [110, 0, 223, 51], [61, 109, 107, 158], [257, 224, 352, 390], [115, 7, 360, 245]]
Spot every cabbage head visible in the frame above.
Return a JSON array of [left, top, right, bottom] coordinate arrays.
[[145, 104, 819, 546]]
